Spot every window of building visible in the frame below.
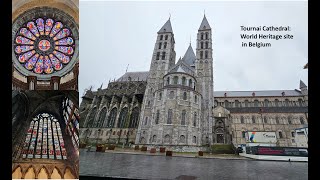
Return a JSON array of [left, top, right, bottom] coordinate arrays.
[[200, 51, 203, 59], [225, 100, 229, 108], [264, 99, 269, 107], [164, 42, 167, 49], [298, 99, 303, 107], [169, 91, 174, 99], [165, 35, 168, 40], [156, 52, 160, 60], [276, 116, 280, 124], [62, 97, 79, 152], [97, 108, 107, 128], [235, 100, 240, 108], [167, 109, 172, 124], [244, 100, 249, 107], [254, 100, 259, 107], [194, 95, 197, 103], [205, 51, 208, 59], [181, 110, 186, 125], [241, 116, 244, 124], [129, 107, 139, 128], [182, 77, 186, 85], [201, 33, 204, 40], [107, 108, 117, 127], [144, 117, 148, 126], [179, 135, 185, 143], [291, 132, 295, 137], [285, 99, 290, 106], [193, 112, 197, 126], [252, 116, 256, 124], [162, 52, 165, 60], [263, 116, 268, 124], [159, 92, 162, 100], [158, 42, 162, 49], [300, 117, 305, 124], [173, 76, 178, 84], [275, 99, 279, 107], [279, 131, 283, 138], [205, 41, 208, 49], [193, 136, 197, 143], [242, 131, 246, 138], [21, 113, 67, 159], [160, 35, 163, 40], [201, 42, 203, 49], [117, 107, 128, 128], [188, 79, 192, 87], [205, 32, 208, 39], [288, 116, 292, 124], [183, 92, 187, 100], [156, 110, 160, 124]]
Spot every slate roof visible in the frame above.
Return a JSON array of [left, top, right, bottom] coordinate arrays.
[[182, 44, 196, 66], [300, 80, 307, 89], [199, 15, 211, 30], [158, 19, 173, 33], [226, 107, 308, 113], [214, 90, 303, 97], [117, 71, 149, 82]]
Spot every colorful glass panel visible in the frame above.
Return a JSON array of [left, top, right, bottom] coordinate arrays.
[[18, 50, 35, 63], [45, 19, 54, 35], [15, 36, 34, 45], [55, 46, 73, 55], [50, 22, 63, 37], [15, 45, 34, 54], [20, 28, 36, 40], [55, 37, 73, 45], [34, 56, 44, 74], [36, 18, 45, 35], [53, 51, 70, 64], [53, 28, 70, 40], [38, 40, 51, 51], [25, 54, 39, 70], [43, 56, 53, 74], [49, 54, 63, 71], [27, 22, 39, 37]]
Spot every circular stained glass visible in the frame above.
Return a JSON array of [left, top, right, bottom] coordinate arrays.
[[13, 17, 75, 75]]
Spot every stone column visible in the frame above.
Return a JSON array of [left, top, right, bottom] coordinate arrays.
[[27, 76, 37, 90], [50, 76, 61, 90]]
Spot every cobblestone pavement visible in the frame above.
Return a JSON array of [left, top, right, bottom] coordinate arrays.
[[80, 149, 308, 180]]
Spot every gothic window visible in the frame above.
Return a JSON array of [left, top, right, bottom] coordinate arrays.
[[279, 131, 283, 138], [147, 101, 151, 107], [156, 52, 160, 60], [254, 100, 259, 107], [13, 18, 75, 75], [264, 99, 269, 107], [159, 92, 162, 100], [152, 135, 157, 143], [162, 52, 165, 60], [169, 91, 174, 99], [285, 99, 290, 106], [107, 108, 117, 127], [275, 99, 279, 107], [205, 32, 208, 39], [165, 35, 168, 40], [183, 92, 187, 100], [87, 107, 97, 127], [182, 77, 186, 85], [179, 135, 186, 143], [164, 42, 167, 49], [193, 136, 197, 143], [298, 99, 303, 106], [194, 95, 197, 103], [166, 77, 170, 85], [189, 79, 192, 87], [160, 35, 163, 40], [264, 116, 268, 124], [117, 107, 128, 128], [205, 41, 209, 49], [201, 33, 204, 40], [235, 100, 240, 108], [158, 42, 162, 49], [164, 134, 170, 143], [214, 100, 218, 107], [300, 117, 305, 124], [224, 100, 229, 108], [205, 51, 208, 59], [291, 132, 295, 137], [173, 76, 178, 84], [181, 110, 186, 125], [62, 97, 79, 152], [144, 117, 148, 126], [288, 116, 292, 124], [241, 116, 244, 124], [167, 109, 172, 124], [201, 42, 203, 49], [96, 108, 107, 128], [276, 116, 280, 124], [129, 107, 139, 128], [193, 112, 197, 126], [200, 51, 203, 59], [21, 113, 67, 159], [252, 116, 256, 124], [244, 100, 249, 107], [156, 110, 160, 124]]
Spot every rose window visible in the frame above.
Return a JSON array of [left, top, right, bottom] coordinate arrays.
[[14, 18, 75, 74]]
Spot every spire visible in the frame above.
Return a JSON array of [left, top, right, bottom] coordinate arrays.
[[158, 19, 173, 33], [182, 44, 196, 65], [300, 80, 307, 89], [199, 15, 211, 30]]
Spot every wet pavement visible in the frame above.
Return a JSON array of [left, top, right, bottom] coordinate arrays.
[[80, 149, 308, 180]]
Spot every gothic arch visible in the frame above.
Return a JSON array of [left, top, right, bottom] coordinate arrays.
[[86, 107, 97, 127], [12, 165, 23, 179], [63, 167, 76, 179], [51, 167, 63, 179], [37, 166, 50, 179], [97, 107, 107, 127], [117, 107, 128, 128], [107, 107, 117, 127], [129, 107, 140, 128]]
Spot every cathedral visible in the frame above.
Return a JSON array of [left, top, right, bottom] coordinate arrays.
[[80, 16, 308, 151]]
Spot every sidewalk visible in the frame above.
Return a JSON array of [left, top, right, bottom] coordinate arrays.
[[83, 147, 249, 160]]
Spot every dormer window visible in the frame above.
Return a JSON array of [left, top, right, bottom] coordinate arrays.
[[282, 92, 285, 96]]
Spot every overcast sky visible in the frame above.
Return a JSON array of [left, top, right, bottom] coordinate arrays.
[[79, 1, 308, 101]]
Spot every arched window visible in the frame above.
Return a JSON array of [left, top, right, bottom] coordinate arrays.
[[252, 116, 256, 124], [244, 100, 249, 107], [285, 99, 290, 106], [214, 100, 218, 107], [288, 116, 293, 124], [193, 136, 197, 143], [158, 42, 162, 49], [194, 95, 197, 103], [200, 51, 203, 59], [164, 42, 167, 49], [156, 52, 160, 60], [162, 52, 165, 60], [201, 33, 204, 40], [107, 108, 117, 127], [300, 117, 305, 124], [193, 112, 197, 126], [276, 116, 280, 124], [159, 92, 162, 100], [144, 117, 148, 126], [97, 108, 107, 128], [189, 79, 192, 87], [241, 116, 244, 124], [129, 107, 139, 128], [173, 76, 178, 84], [62, 97, 79, 151], [152, 135, 157, 143], [205, 51, 208, 59], [254, 100, 259, 107], [165, 35, 168, 40], [160, 35, 163, 40], [167, 109, 172, 124], [279, 131, 283, 138], [224, 100, 229, 108], [205, 41, 208, 49], [264, 99, 269, 107], [86, 107, 97, 127], [164, 134, 170, 143], [298, 99, 303, 107], [21, 113, 67, 159], [291, 132, 295, 137], [183, 92, 187, 100], [182, 77, 186, 85], [235, 100, 240, 108], [264, 116, 268, 124], [166, 77, 170, 85], [205, 32, 208, 39], [201, 42, 203, 49], [156, 110, 160, 124], [181, 110, 186, 125], [275, 99, 279, 107], [117, 107, 128, 128], [179, 135, 186, 143]]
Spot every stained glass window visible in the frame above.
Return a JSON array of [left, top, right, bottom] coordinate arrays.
[[62, 97, 79, 154], [14, 17, 75, 74], [21, 113, 67, 160]]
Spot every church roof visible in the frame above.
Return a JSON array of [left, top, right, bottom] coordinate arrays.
[[199, 15, 211, 30], [169, 57, 195, 75], [182, 44, 196, 66], [214, 90, 303, 97], [158, 19, 173, 33], [117, 71, 149, 82], [300, 80, 307, 89]]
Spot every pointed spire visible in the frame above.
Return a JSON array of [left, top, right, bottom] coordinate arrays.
[[158, 19, 173, 33], [182, 44, 196, 65], [199, 15, 211, 30], [300, 80, 307, 89]]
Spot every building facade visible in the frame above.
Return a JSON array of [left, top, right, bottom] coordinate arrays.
[[79, 16, 308, 151]]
